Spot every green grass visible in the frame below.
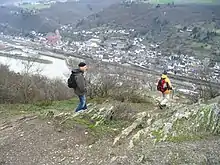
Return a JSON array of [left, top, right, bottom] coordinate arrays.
[[0, 98, 78, 120], [216, 29, 220, 35], [149, 0, 218, 4], [191, 42, 212, 50], [151, 129, 164, 143], [19, 3, 51, 10], [149, 0, 174, 4], [34, 98, 79, 111], [0, 97, 153, 138], [166, 133, 205, 142], [0, 99, 121, 140], [88, 97, 108, 104]]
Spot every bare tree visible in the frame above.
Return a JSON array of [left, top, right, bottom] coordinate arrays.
[[196, 59, 220, 101], [0, 53, 74, 104], [65, 57, 82, 71], [20, 55, 44, 103]]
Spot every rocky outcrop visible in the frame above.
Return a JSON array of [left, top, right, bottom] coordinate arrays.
[[113, 111, 149, 146], [149, 103, 220, 142], [126, 99, 220, 149], [44, 96, 220, 152]]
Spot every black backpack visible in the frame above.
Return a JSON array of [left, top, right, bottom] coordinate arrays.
[[67, 72, 77, 89]]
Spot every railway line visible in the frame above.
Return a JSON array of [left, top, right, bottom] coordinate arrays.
[[41, 48, 220, 89], [2, 40, 218, 90]]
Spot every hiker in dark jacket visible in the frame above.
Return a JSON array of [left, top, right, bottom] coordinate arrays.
[[72, 62, 88, 112]]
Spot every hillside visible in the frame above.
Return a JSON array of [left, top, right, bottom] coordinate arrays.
[[0, 0, 121, 34], [74, 2, 220, 60], [77, 3, 220, 35], [0, 94, 220, 164], [131, 0, 220, 4], [0, 6, 57, 34], [39, 0, 122, 25], [0, 60, 220, 164]]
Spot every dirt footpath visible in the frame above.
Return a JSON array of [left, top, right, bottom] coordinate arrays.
[[1, 114, 220, 165], [0, 115, 96, 165]]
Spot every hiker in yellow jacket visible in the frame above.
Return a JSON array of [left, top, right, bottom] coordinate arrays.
[[157, 71, 172, 107]]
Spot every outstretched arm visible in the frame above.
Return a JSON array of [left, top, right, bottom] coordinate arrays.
[[167, 79, 172, 90]]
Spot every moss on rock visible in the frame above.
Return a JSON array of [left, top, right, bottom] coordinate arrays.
[[150, 103, 220, 142]]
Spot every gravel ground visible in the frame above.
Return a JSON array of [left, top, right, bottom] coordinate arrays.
[[1, 114, 220, 165]]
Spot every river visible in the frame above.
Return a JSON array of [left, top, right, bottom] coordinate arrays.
[[0, 54, 70, 80]]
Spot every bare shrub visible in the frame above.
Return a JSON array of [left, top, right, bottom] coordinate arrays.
[[196, 62, 220, 101], [86, 69, 151, 103], [0, 64, 73, 104], [86, 72, 118, 99], [34, 100, 53, 107], [106, 103, 137, 122], [65, 58, 154, 103], [111, 90, 150, 103], [197, 84, 219, 101]]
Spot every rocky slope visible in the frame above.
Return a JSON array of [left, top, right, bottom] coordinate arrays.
[[0, 94, 220, 164]]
